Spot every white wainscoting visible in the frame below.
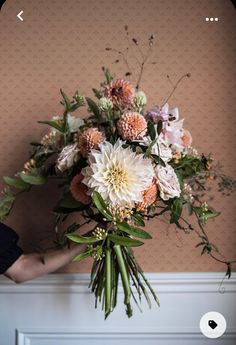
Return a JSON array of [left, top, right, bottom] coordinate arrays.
[[0, 273, 236, 345]]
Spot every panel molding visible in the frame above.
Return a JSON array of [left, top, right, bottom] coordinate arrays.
[[16, 328, 236, 345], [1, 272, 236, 294]]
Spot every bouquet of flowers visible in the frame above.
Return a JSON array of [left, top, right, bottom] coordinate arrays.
[[0, 30, 235, 318]]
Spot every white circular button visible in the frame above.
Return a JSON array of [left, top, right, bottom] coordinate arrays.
[[200, 311, 227, 339]]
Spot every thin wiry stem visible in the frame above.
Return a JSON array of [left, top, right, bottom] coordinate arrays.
[[135, 44, 153, 90], [161, 73, 191, 107], [125, 29, 142, 68]]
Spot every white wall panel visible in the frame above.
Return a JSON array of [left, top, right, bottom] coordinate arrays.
[[0, 273, 236, 345]]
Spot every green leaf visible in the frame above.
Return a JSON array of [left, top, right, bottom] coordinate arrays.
[[60, 89, 71, 110], [147, 121, 156, 141], [157, 120, 163, 135], [92, 88, 102, 99], [19, 172, 47, 185], [117, 222, 152, 239], [86, 97, 101, 120], [103, 68, 113, 83], [193, 205, 220, 225], [199, 210, 220, 224], [175, 170, 184, 189], [3, 176, 30, 190], [92, 191, 113, 220], [108, 234, 143, 247], [0, 192, 16, 221], [38, 120, 65, 133], [132, 213, 145, 226], [66, 233, 99, 244], [144, 137, 157, 157], [159, 158, 166, 167], [170, 198, 183, 223], [69, 103, 80, 112], [73, 249, 93, 262], [174, 155, 205, 178]]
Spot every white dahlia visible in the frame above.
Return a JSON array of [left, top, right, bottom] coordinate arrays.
[[155, 163, 181, 200], [82, 139, 154, 205]]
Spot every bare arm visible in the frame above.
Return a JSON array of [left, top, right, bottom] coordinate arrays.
[[4, 244, 86, 283]]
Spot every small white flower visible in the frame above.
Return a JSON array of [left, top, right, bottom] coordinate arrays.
[[182, 183, 194, 203], [52, 115, 61, 122], [52, 114, 84, 133], [56, 143, 79, 172], [67, 113, 84, 132], [155, 163, 181, 200], [99, 97, 113, 111], [186, 146, 199, 158], [82, 139, 154, 205]]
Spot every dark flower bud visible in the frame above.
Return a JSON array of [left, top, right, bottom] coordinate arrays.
[[132, 38, 138, 45]]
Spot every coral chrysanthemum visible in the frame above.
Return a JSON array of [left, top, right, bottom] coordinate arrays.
[[104, 79, 135, 108], [78, 128, 104, 158], [136, 179, 158, 212], [70, 173, 91, 204], [82, 139, 154, 205], [117, 112, 147, 141]]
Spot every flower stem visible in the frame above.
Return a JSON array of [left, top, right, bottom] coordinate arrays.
[[161, 73, 190, 107], [105, 241, 112, 318], [114, 245, 131, 312]]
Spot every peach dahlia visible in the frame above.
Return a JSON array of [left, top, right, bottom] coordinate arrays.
[[78, 128, 104, 158], [117, 112, 147, 141], [104, 79, 135, 108]]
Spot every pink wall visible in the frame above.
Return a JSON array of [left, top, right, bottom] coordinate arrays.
[[0, 0, 235, 272]]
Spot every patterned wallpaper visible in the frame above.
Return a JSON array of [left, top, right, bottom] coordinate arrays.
[[0, 0, 235, 272]]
